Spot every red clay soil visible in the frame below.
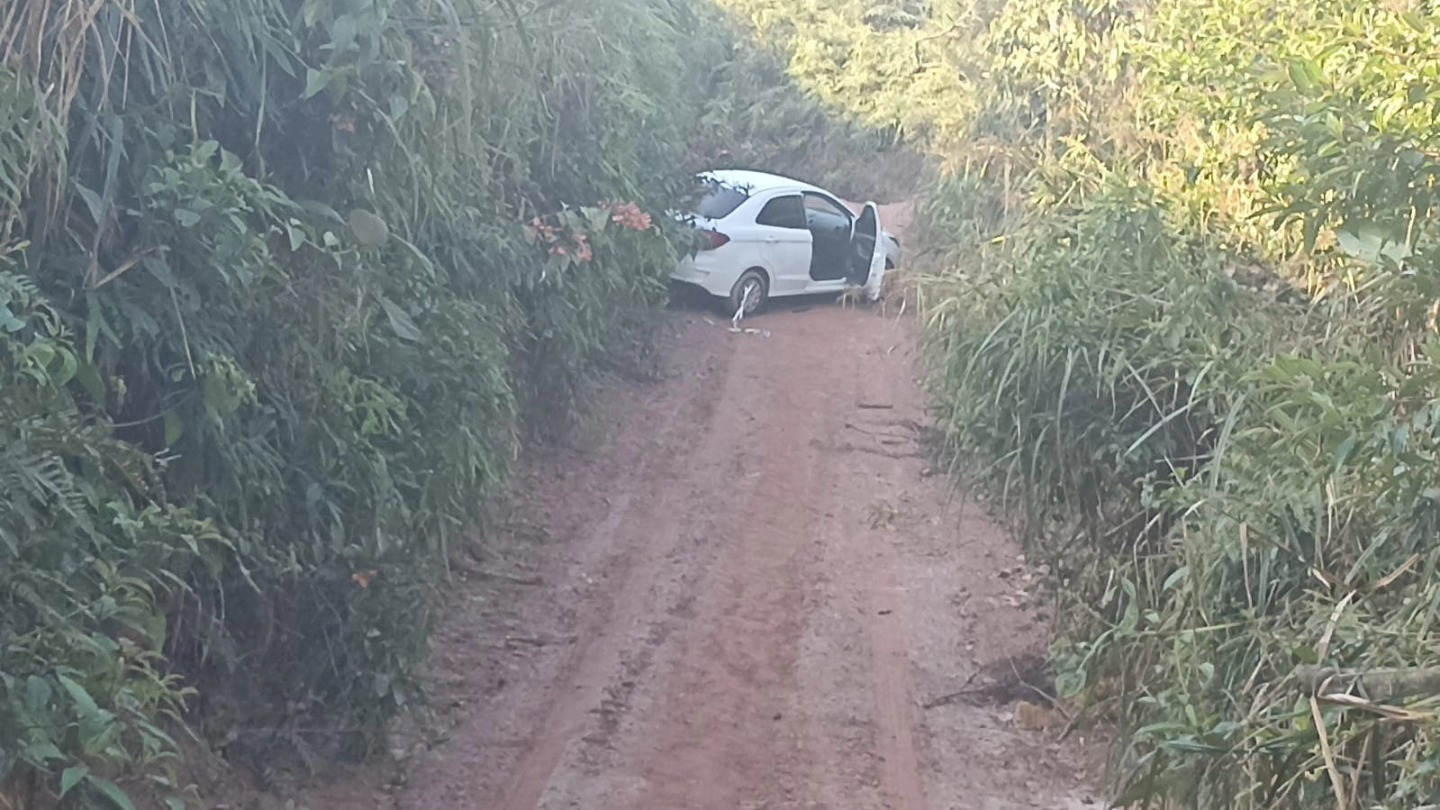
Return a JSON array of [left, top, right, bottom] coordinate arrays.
[[243, 206, 1103, 810]]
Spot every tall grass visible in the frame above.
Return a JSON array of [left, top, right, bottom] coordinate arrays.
[[914, 1, 1440, 806], [0, 0, 911, 805], [714, 0, 1440, 804]]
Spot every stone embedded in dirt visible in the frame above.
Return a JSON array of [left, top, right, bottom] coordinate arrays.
[[1013, 700, 1064, 731]]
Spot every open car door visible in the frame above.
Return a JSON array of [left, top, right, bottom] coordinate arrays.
[[846, 203, 888, 301]]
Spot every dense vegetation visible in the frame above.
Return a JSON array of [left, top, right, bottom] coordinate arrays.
[[11, 0, 1440, 805], [718, 0, 1440, 805], [0, 0, 915, 806]]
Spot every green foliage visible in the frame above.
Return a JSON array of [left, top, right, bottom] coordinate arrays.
[[911, 0, 1440, 806], [0, 0, 820, 804], [25, 0, 1440, 805], [717, 0, 1440, 804], [0, 267, 225, 807], [926, 171, 1294, 549], [706, 0, 942, 194]]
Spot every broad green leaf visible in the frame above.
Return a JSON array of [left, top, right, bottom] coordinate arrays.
[[303, 68, 332, 100], [329, 14, 359, 51], [75, 184, 106, 225], [88, 776, 137, 810], [1054, 668, 1086, 698], [51, 344, 78, 386], [25, 675, 52, 711], [28, 341, 55, 369], [22, 741, 64, 763], [0, 303, 23, 332], [379, 296, 422, 342], [1336, 225, 1412, 267], [56, 674, 100, 717], [61, 765, 90, 797], [348, 209, 390, 247], [74, 360, 107, 402]]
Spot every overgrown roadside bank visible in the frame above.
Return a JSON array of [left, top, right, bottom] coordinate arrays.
[[0, 0, 919, 805], [14, 0, 1440, 805], [715, 0, 1440, 806]]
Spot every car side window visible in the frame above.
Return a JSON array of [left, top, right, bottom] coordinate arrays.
[[802, 193, 850, 219], [802, 193, 852, 230], [755, 195, 807, 230], [696, 183, 750, 220]]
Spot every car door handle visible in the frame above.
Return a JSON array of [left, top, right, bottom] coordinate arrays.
[[764, 237, 779, 243]]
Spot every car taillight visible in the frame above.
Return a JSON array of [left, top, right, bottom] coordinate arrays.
[[699, 229, 730, 250]]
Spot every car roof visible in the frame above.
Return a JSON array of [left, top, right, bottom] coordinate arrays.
[[700, 169, 830, 197], [695, 170, 895, 237]]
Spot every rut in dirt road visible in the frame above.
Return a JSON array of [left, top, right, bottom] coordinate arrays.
[[291, 297, 1101, 810]]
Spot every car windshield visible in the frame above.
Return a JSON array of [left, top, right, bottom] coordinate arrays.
[[694, 180, 749, 220]]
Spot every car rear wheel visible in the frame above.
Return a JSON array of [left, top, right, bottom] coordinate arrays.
[[726, 269, 768, 317]]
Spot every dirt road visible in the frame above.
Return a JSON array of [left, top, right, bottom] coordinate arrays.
[[284, 191, 1100, 810], [289, 283, 1101, 809]]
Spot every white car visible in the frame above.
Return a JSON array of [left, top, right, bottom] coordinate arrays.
[[671, 170, 898, 315]]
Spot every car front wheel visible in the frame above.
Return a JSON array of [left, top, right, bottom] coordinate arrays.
[[727, 269, 768, 317]]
